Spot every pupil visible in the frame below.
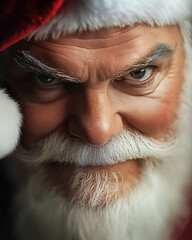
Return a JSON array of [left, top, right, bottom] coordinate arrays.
[[130, 69, 146, 79]]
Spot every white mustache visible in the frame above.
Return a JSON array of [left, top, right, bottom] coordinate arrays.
[[15, 129, 175, 167]]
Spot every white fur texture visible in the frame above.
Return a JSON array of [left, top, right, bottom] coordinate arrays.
[[0, 89, 21, 158], [28, 0, 192, 41]]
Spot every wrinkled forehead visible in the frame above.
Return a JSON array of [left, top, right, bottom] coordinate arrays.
[[0, 24, 183, 73], [5, 24, 181, 57], [0, 24, 184, 86]]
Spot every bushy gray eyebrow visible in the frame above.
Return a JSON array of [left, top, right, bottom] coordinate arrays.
[[14, 50, 81, 83], [14, 43, 173, 83], [114, 43, 174, 79]]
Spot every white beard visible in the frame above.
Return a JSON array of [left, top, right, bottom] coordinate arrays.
[[9, 141, 192, 240], [7, 23, 192, 240]]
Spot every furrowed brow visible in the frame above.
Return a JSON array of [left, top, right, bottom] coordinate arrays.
[[14, 50, 81, 83], [115, 43, 174, 79]]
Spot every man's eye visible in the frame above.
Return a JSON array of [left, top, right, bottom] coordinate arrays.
[[113, 66, 159, 95], [124, 67, 154, 81], [23, 73, 79, 103], [35, 74, 60, 86]]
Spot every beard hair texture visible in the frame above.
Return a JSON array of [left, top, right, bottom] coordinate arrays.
[[69, 167, 123, 208], [11, 150, 191, 240]]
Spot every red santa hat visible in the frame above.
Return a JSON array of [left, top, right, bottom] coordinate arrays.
[[0, 0, 192, 157], [0, 0, 192, 51]]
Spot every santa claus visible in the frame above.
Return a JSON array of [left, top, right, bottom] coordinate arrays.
[[0, 0, 192, 239]]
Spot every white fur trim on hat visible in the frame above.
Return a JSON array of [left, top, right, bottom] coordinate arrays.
[[0, 89, 22, 158], [28, 0, 192, 41]]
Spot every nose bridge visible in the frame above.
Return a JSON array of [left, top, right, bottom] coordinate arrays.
[[78, 85, 113, 135], [84, 86, 110, 122], [68, 85, 122, 145]]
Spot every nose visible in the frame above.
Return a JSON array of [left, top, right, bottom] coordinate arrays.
[[68, 86, 123, 146]]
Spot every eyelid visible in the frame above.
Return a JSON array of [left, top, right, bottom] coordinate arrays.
[[35, 74, 60, 85], [112, 70, 161, 98], [114, 66, 159, 92], [31, 73, 80, 94]]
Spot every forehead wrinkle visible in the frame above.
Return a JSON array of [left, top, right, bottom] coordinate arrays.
[[43, 25, 139, 48], [46, 35, 139, 50], [30, 29, 139, 51], [30, 37, 137, 51]]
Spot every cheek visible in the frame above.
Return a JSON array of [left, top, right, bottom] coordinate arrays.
[[20, 99, 68, 144], [121, 93, 180, 138], [133, 100, 176, 133], [119, 66, 184, 138]]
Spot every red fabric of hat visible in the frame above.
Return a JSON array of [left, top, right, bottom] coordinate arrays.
[[0, 0, 65, 52]]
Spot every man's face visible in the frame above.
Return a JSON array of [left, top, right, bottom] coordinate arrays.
[[2, 24, 185, 204], [3, 23, 192, 240]]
